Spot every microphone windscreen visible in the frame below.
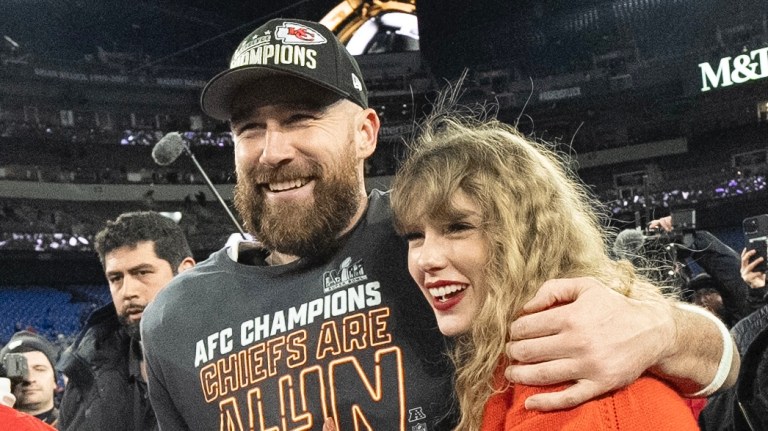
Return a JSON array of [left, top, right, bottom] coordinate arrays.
[[152, 132, 185, 166], [613, 229, 646, 261]]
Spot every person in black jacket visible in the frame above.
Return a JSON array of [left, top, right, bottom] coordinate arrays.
[[699, 303, 768, 431], [56, 211, 195, 431], [698, 227, 768, 430], [648, 216, 752, 327]]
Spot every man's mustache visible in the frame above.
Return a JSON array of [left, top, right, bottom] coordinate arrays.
[[242, 162, 322, 185], [124, 303, 146, 315]]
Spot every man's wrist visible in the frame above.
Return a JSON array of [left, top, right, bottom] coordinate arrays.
[[675, 303, 734, 397], [647, 299, 679, 370], [647, 302, 722, 395]]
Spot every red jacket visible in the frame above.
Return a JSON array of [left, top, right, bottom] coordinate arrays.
[[481, 375, 699, 430], [0, 405, 57, 431]]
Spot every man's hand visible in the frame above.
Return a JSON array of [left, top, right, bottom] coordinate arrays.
[[505, 278, 676, 411], [740, 248, 766, 289], [648, 216, 673, 232]]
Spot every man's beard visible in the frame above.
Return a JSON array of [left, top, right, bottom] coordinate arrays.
[[118, 314, 141, 340], [234, 147, 361, 257]]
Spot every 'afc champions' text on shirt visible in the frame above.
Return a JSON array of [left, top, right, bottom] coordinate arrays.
[[191, 281, 416, 429]]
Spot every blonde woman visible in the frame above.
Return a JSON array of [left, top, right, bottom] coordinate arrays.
[[390, 102, 701, 430]]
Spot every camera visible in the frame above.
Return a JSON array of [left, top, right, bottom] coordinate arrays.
[[671, 208, 696, 233], [0, 351, 29, 385], [642, 209, 697, 247], [744, 214, 768, 273]]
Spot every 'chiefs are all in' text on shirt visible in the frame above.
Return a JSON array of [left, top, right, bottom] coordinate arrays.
[[142, 191, 457, 430]]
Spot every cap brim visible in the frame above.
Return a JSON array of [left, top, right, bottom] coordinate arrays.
[[200, 65, 353, 122]]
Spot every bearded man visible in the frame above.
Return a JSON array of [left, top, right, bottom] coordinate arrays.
[[57, 211, 194, 431]]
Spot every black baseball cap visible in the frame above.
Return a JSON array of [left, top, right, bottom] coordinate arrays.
[[201, 18, 368, 121]]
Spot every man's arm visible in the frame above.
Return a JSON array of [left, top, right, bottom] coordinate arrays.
[[688, 231, 750, 323], [504, 278, 739, 411], [142, 308, 190, 431], [650, 302, 738, 396], [144, 354, 190, 431]]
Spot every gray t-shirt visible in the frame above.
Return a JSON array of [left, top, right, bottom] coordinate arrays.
[[142, 191, 456, 430]]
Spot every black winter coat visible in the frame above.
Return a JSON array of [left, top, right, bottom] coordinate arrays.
[[699, 305, 768, 431], [56, 303, 156, 431]]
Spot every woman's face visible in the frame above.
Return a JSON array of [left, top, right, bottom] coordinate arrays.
[[405, 191, 489, 336]]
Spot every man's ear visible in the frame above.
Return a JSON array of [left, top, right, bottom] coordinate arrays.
[[177, 257, 196, 274], [356, 108, 380, 159]]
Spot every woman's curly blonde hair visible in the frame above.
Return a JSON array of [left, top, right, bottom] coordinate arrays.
[[391, 86, 667, 430]]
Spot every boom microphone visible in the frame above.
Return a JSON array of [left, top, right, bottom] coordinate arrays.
[[151, 132, 185, 166], [151, 132, 247, 240], [613, 229, 646, 262]]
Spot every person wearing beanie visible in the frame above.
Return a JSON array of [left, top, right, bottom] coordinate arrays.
[[0, 330, 60, 427], [1, 376, 55, 431]]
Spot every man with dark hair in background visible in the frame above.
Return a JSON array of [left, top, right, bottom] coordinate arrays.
[[57, 211, 195, 431], [0, 330, 61, 427], [142, 18, 737, 430]]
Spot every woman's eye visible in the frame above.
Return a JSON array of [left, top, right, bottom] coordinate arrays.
[[403, 232, 424, 242], [447, 222, 473, 233]]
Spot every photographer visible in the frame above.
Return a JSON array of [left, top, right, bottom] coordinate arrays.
[[646, 215, 751, 328], [698, 227, 768, 430], [739, 248, 768, 310], [0, 331, 60, 429]]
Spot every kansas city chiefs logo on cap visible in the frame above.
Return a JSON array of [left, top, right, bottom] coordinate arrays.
[[275, 22, 328, 45]]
